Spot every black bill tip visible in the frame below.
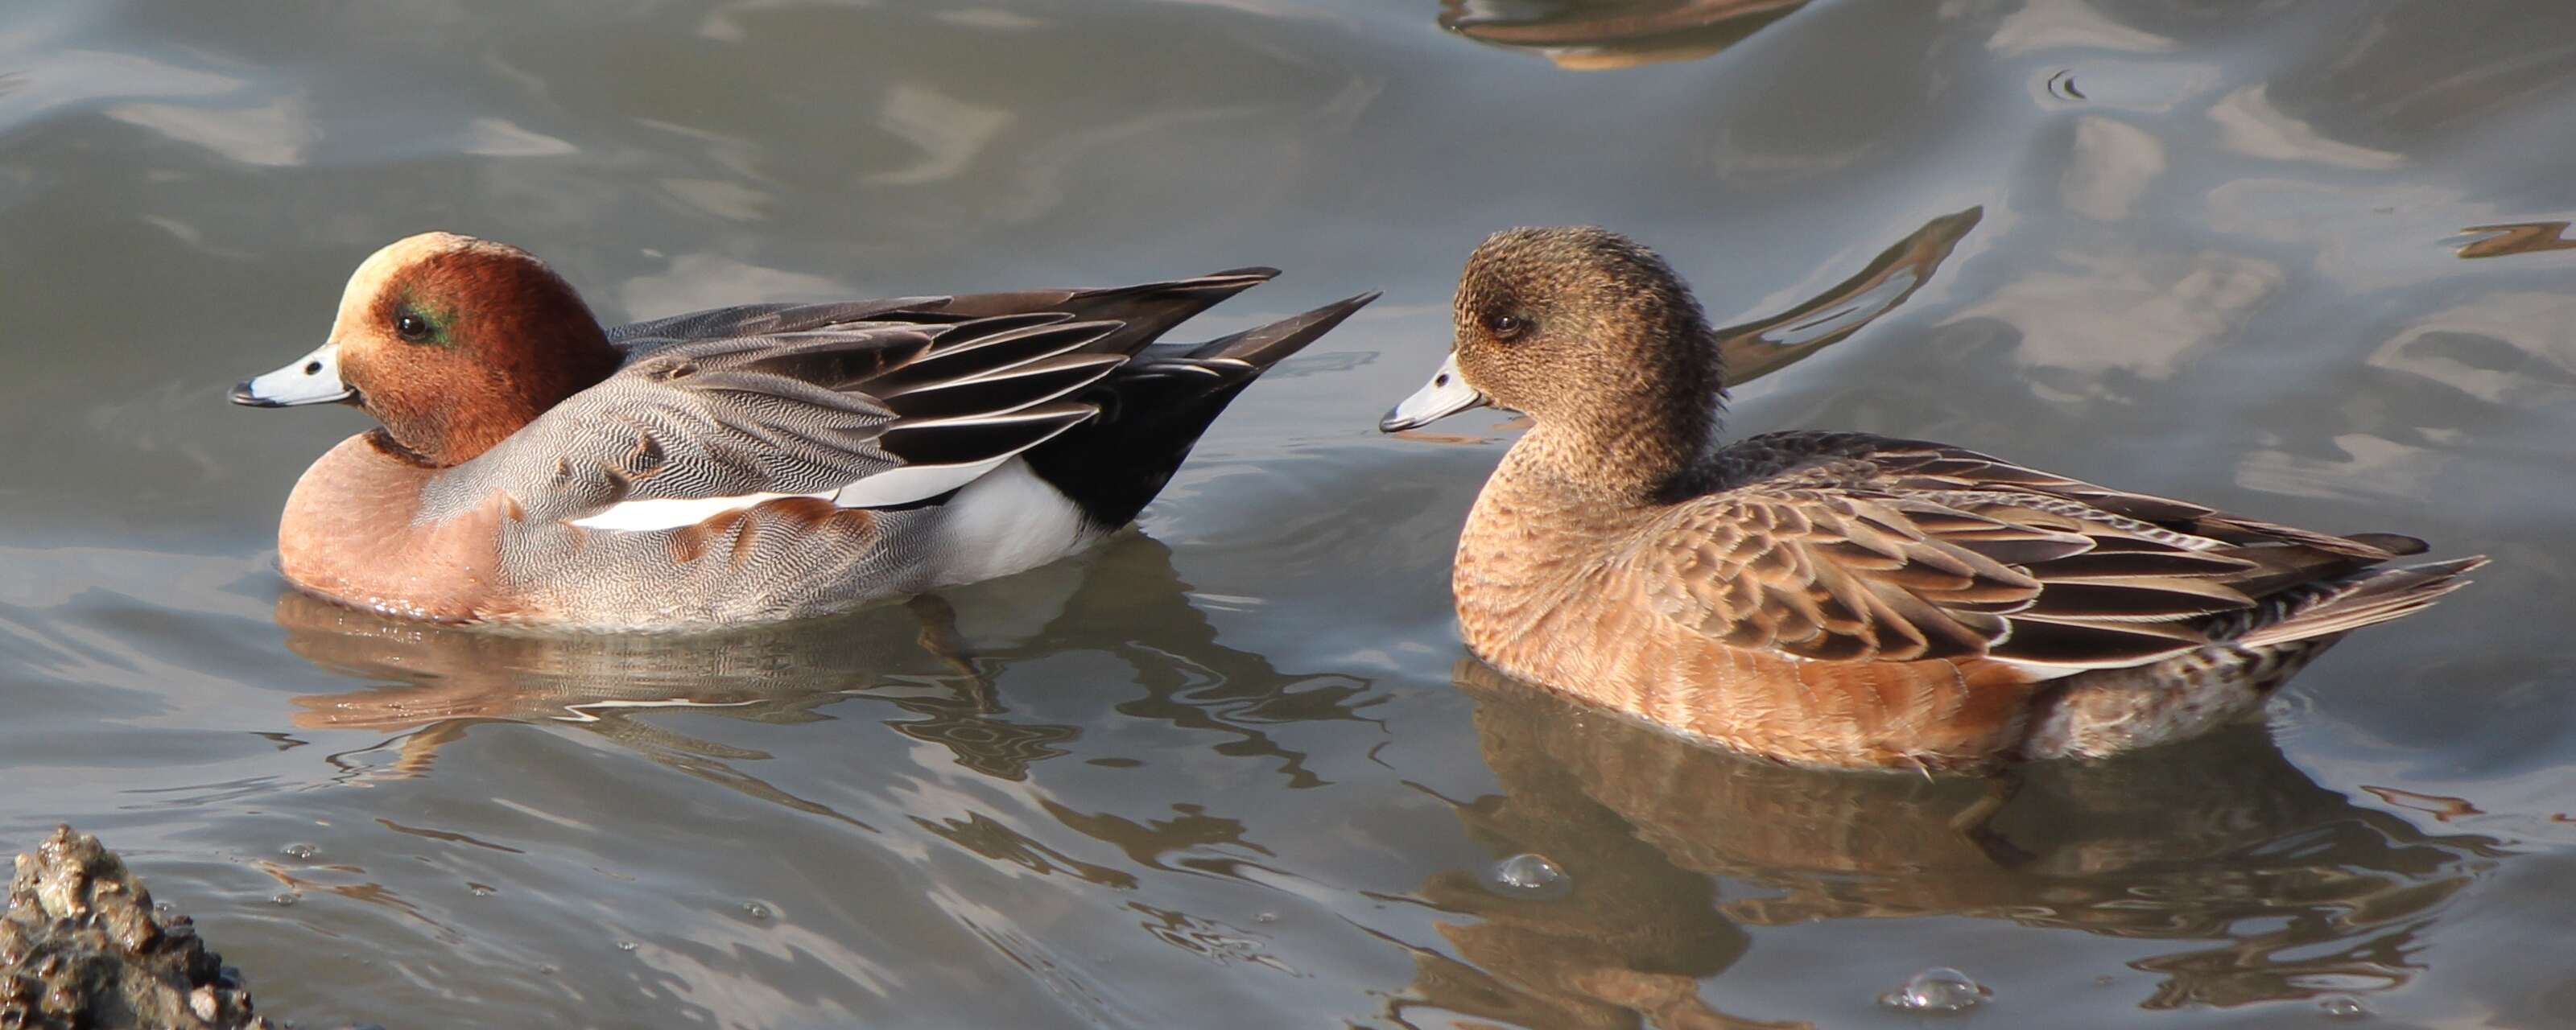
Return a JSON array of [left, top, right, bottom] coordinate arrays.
[[229, 380, 283, 407]]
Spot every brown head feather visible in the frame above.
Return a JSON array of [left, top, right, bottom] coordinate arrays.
[[1450, 226, 1726, 500], [330, 233, 619, 466]]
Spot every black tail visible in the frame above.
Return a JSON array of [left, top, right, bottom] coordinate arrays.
[[1022, 290, 1378, 529]]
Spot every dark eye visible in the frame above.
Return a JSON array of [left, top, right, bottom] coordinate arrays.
[[1485, 312, 1527, 339], [394, 312, 431, 342]]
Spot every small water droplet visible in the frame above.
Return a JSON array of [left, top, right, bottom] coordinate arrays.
[[1484, 853, 1571, 900], [268, 892, 300, 907], [2318, 995, 2370, 1020], [279, 843, 319, 860], [536, 964, 557, 976], [741, 901, 772, 921], [616, 940, 638, 953], [1880, 967, 1991, 1013], [1253, 912, 1278, 924]]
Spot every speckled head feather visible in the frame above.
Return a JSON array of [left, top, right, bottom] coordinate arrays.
[[328, 232, 619, 466], [1451, 226, 1726, 498]]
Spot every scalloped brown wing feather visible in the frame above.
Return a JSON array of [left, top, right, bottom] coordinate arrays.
[[1627, 435, 2422, 674]]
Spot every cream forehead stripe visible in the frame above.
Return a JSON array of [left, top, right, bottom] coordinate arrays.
[[329, 233, 530, 338]]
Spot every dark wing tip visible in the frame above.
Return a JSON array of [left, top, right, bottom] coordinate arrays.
[[2343, 532, 2431, 557], [1988, 616, 2206, 667], [1187, 291, 1379, 368]]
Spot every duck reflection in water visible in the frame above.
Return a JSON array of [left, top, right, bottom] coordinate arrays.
[[1440, 0, 1809, 70], [1389, 660, 2505, 1027]]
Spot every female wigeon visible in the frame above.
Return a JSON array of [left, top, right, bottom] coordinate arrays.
[[232, 232, 1373, 628], [1381, 226, 2483, 772]]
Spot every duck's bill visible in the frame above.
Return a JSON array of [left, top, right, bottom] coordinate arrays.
[[231, 343, 355, 408], [1379, 352, 1488, 432]]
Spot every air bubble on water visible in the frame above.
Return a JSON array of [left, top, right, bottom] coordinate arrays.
[[741, 901, 772, 921], [1484, 853, 1571, 900], [279, 843, 319, 860], [269, 892, 300, 907], [1879, 967, 1991, 1013], [2046, 69, 2087, 101], [616, 940, 638, 953], [469, 884, 495, 898], [2318, 995, 2370, 1020], [1253, 912, 1278, 924]]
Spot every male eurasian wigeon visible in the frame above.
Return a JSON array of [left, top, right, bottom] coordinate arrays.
[[1380, 226, 2483, 772], [232, 232, 1373, 628]]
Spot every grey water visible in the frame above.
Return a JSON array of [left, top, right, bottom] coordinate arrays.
[[3, 1, 2574, 1026]]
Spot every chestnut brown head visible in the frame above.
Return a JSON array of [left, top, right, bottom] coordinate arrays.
[[233, 233, 619, 466]]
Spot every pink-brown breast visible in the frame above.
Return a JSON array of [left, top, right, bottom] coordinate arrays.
[[1452, 462, 2047, 772], [277, 432, 515, 622]]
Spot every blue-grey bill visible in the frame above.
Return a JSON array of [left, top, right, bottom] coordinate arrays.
[[231, 342, 354, 407], [1379, 352, 1488, 432]]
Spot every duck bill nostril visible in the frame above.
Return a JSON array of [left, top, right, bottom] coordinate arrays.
[[233, 342, 355, 408], [1381, 352, 1488, 432]]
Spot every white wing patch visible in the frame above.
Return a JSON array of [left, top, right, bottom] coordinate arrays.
[[567, 491, 836, 530], [832, 455, 1013, 509], [563, 456, 1029, 531], [565, 457, 1097, 587], [564, 401, 1098, 532]]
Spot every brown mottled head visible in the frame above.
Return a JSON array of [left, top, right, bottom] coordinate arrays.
[[1382, 226, 1725, 496], [233, 232, 619, 467]]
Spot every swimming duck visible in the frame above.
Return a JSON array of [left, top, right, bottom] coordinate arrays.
[[1381, 226, 2483, 772], [232, 233, 1374, 628]]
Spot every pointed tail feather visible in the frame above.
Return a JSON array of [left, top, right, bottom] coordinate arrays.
[[1021, 291, 1378, 529], [1184, 291, 1381, 369], [2233, 556, 2487, 649]]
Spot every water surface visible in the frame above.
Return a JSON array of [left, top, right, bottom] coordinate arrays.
[[3, 1, 2574, 1026]]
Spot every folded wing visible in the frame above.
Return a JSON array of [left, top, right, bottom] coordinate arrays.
[[1630, 435, 2415, 670], [421, 316, 1128, 528]]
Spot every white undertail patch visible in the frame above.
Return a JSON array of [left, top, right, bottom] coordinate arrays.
[[926, 457, 1096, 587]]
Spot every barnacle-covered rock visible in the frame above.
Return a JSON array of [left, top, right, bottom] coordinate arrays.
[[2, 826, 272, 1030]]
